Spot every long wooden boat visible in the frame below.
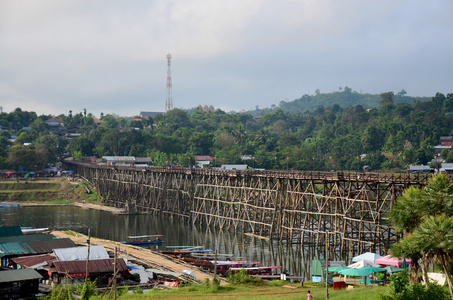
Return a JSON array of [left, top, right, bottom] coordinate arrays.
[[21, 227, 50, 234], [0, 202, 20, 208], [122, 234, 164, 246], [182, 257, 261, 276]]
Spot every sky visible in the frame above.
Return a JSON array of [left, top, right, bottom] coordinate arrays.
[[0, 0, 452, 117]]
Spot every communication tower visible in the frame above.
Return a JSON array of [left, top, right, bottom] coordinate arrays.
[[165, 53, 173, 112]]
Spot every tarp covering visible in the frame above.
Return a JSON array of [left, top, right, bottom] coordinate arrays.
[[54, 245, 109, 261], [312, 260, 322, 276], [375, 255, 412, 268]]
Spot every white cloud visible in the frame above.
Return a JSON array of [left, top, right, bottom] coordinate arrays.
[[0, 0, 452, 116]]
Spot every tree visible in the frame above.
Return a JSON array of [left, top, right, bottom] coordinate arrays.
[[380, 92, 395, 105], [389, 175, 453, 285], [412, 214, 453, 298], [14, 131, 32, 144]]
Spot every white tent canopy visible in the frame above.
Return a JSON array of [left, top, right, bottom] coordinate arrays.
[[352, 252, 383, 263], [347, 259, 381, 269]]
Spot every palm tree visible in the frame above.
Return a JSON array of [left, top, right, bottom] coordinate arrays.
[[390, 234, 426, 283], [424, 174, 453, 216], [412, 214, 453, 298], [388, 185, 426, 234]]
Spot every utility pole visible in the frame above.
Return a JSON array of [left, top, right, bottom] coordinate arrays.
[[85, 228, 91, 285], [326, 230, 329, 300], [114, 246, 117, 300]]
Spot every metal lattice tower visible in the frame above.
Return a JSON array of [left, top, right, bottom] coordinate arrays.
[[165, 53, 173, 112]]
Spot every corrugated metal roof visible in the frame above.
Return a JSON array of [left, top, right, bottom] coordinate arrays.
[[0, 233, 56, 244], [0, 242, 36, 257], [11, 254, 57, 268], [0, 226, 23, 237], [102, 156, 136, 162], [220, 164, 248, 170], [53, 258, 127, 274], [0, 239, 76, 257], [0, 269, 42, 283], [54, 245, 109, 261], [28, 238, 76, 254]]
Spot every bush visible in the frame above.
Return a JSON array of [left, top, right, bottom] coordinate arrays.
[[380, 270, 449, 300], [227, 269, 262, 285]]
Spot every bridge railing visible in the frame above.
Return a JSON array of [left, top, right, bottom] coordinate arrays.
[[65, 159, 435, 184]]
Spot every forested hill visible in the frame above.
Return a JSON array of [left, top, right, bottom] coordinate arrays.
[[1, 91, 452, 174], [249, 87, 430, 115]]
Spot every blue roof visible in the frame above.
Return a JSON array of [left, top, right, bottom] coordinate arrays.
[[0, 226, 23, 237]]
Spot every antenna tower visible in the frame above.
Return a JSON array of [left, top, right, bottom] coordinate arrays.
[[165, 53, 173, 112]]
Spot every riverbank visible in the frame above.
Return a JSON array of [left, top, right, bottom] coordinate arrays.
[[51, 230, 228, 285], [20, 201, 127, 214], [1, 177, 130, 214]]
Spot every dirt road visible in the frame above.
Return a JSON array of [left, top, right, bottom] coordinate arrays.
[[52, 231, 227, 284]]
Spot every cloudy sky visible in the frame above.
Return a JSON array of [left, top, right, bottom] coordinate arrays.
[[0, 1, 452, 117]]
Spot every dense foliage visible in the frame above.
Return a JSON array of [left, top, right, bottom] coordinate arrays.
[[388, 175, 453, 298], [0, 91, 452, 172]]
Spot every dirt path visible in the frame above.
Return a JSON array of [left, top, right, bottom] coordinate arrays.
[[52, 231, 227, 285]]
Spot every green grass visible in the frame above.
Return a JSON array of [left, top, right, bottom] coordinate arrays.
[[111, 281, 390, 299]]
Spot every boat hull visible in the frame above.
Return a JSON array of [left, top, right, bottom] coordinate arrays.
[[122, 240, 164, 246]]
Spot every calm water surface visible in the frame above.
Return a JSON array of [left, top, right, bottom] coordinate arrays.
[[0, 206, 326, 279]]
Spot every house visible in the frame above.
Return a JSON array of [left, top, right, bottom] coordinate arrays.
[[49, 258, 129, 285], [92, 117, 103, 126], [440, 136, 453, 146], [220, 164, 248, 171], [135, 157, 152, 165], [434, 145, 452, 156], [407, 165, 432, 174], [45, 118, 64, 128], [195, 155, 215, 167], [441, 163, 453, 174], [102, 156, 136, 164], [0, 269, 42, 299]]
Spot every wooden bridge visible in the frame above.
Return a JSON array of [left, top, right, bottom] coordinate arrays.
[[67, 160, 432, 256]]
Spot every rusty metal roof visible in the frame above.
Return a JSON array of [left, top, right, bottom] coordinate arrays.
[[11, 254, 57, 268], [53, 258, 127, 274], [28, 238, 76, 254], [0, 269, 42, 283]]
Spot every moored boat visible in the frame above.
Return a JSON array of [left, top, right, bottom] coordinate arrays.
[[122, 234, 164, 246], [0, 202, 20, 208]]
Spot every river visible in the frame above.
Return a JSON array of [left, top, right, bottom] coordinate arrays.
[[0, 205, 327, 279]]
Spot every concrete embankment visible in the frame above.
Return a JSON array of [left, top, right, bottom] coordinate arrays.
[[52, 231, 227, 285]]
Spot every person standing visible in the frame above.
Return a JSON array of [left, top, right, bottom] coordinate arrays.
[[307, 290, 312, 300]]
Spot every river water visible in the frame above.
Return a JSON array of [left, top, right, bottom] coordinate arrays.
[[0, 206, 326, 279]]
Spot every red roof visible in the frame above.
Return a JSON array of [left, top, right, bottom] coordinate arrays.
[[196, 155, 215, 161], [53, 258, 127, 274]]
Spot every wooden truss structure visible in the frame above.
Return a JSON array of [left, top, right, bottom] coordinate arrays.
[[69, 162, 431, 255]]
